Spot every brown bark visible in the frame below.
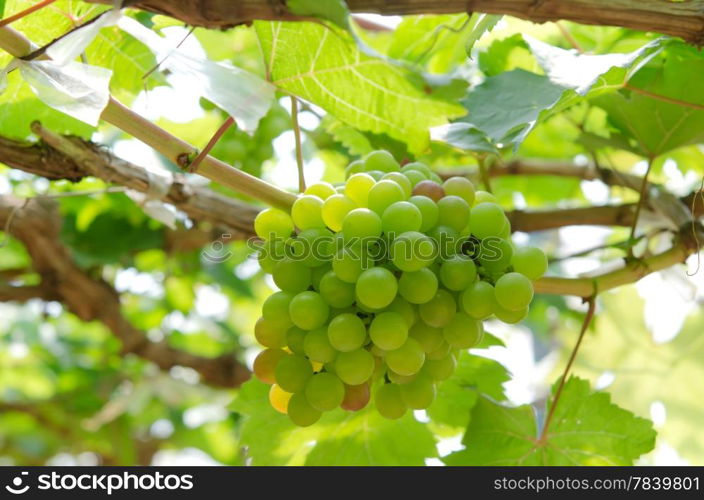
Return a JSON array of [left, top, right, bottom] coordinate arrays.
[[88, 0, 704, 43]]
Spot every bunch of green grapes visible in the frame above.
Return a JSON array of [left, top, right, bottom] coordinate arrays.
[[252, 151, 547, 426]]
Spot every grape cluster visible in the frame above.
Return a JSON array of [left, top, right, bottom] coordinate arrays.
[[252, 151, 547, 426]]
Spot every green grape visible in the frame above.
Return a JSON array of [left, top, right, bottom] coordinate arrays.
[[286, 327, 307, 355], [355, 267, 398, 309], [422, 352, 456, 381], [304, 372, 345, 411], [369, 312, 408, 351], [319, 271, 355, 308], [460, 281, 496, 320], [426, 340, 451, 360], [381, 172, 412, 197], [385, 338, 425, 376], [258, 239, 285, 273], [511, 246, 548, 280], [494, 303, 529, 324], [269, 384, 292, 414], [328, 313, 366, 352], [341, 383, 371, 411], [385, 296, 417, 328], [479, 237, 513, 272], [437, 195, 470, 232], [293, 227, 334, 267], [345, 173, 376, 207], [254, 317, 287, 348], [364, 150, 400, 172], [419, 289, 456, 327], [443, 312, 483, 349], [399, 374, 436, 409], [439, 255, 477, 291], [287, 392, 321, 426], [332, 244, 372, 283], [443, 176, 476, 206], [322, 194, 357, 232], [262, 291, 294, 329], [335, 348, 375, 385], [289, 291, 329, 330], [428, 225, 461, 260], [387, 369, 416, 385], [273, 258, 311, 293], [274, 354, 313, 393], [409, 322, 444, 353], [368, 180, 406, 215], [382, 201, 422, 235], [291, 195, 325, 229], [391, 231, 436, 272], [375, 383, 407, 420], [495, 272, 534, 311], [498, 219, 512, 239], [470, 203, 506, 239], [408, 195, 439, 232], [304, 182, 336, 200], [473, 190, 497, 205], [398, 268, 438, 304], [403, 169, 427, 187], [311, 263, 331, 291], [254, 208, 294, 240], [412, 180, 445, 202], [402, 162, 432, 178], [345, 159, 365, 178], [253, 348, 286, 384], [303, 327, 337, 363], [342, 208, 383, 240]]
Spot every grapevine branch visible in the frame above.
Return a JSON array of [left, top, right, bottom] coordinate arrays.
[[81, 0, 704, 44], [0, 25, 297, 211], [539, 295, 597, 443]]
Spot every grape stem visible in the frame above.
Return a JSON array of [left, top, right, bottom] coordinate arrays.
[[0, 25, 297, 211], [538, 295, 596, 444], [187, 116, 235, 173], [0, 0, 58, 28], [627, 157, 654, 259], [290, 96, 306, 192]]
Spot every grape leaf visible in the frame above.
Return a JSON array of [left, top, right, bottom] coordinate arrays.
[[444, 377, 656, 465], [0, 0, 6, 17], [231, 379, 437, 465], [574, 288, 704, 464], [591, 43, 704, 158], [255, 21, 464, 154], [322, 115, 373, 156], [428, 352, 509, 430], [458, 69, 566, 146], [0, 71, 94, 139], [287, 0, 350, 30]]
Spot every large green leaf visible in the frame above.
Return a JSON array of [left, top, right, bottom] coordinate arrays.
[[231, 379, 437, 465], [255, 21, 464, 154], [444, 377, 656, 465], [592, 44, 704, 158], [574, 289, 704, 464], [428, 352, 509, 430]]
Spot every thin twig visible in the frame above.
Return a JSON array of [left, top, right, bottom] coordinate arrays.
[[187, 116, 235, 173], [290, 96, 306, 192], [0, 0, 58, 28], [555, 21, 584, 53], [628, 158, 654, 258], [478, 156, 493, 193], [539, 295, 597, 442]]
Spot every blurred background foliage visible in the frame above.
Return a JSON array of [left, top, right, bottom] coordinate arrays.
[[0, 0, 702, 465]]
